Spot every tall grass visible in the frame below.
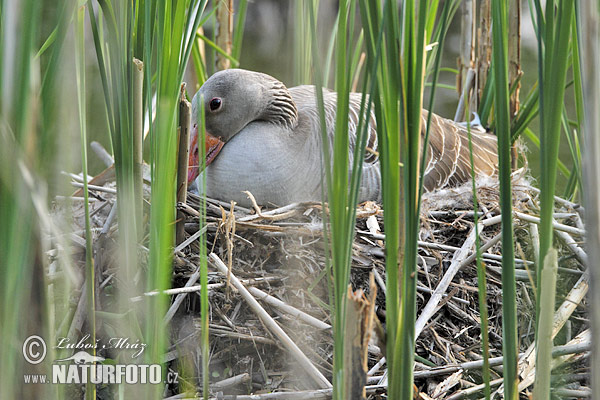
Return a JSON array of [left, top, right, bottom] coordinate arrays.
[[531, 1, 575, 398], [309, 0, 376, 396], [74, 6, 97, 399], [85, 2, 202, 396], [490, 2, 519, 398], [360, 1, 441, 398], [579, 1, 600, 395], [0, 1, 590, 398]]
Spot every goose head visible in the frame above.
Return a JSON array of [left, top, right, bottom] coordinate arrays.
[[187, 69, 298, 184]]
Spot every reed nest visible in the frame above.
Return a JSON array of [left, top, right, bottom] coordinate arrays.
[[52, 168, 590, 399]]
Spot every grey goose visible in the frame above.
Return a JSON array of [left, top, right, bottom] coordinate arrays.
[[187, 69, 498, 208]]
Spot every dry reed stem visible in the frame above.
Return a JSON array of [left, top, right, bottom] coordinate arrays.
[[211, 372, 251, 391], [176, 84, 192, 244], [248, 286, 331, 330], [476, 0, 492, 107], [130, 276, 281, 302], [133, 58, 144, 241], [91, 141, 114, 167], [518, 271, 589, 381], [415, 224, 479, 338], [209, 252, 332, 389], [164, 267, 201, 324], [215, 0, 233, 71]]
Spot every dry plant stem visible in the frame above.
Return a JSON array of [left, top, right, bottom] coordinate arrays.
[[248, 286, 331, 330], [130, 276, 280, 302], [476, 0, 492, 105], [446, 378, 504, 400], [208, 327, 276, 346], [209, 252, 332, 389], [508, 0, 521, 118], [514, 212, 585, 236], [215, 0, 233, 71], [67, 280, 89, 340], [237, 202, 304, 222], [66, 202, 118, 339], [91, 141, 114, 167], [533, 249, 558, 400], [133, 58, 144, 242], [529, 222, 540, 266], [211, 372, 251, 391], [413, 223, 479, 337], [528, 186, 584, 212], [208, 384, 388, 400], [342, 277, 377, 400], [458, 0, 475, 97], [454, 68, 476, 122], [367, 356, 387, 376], [176, 85, 191, 244], [519, 329, 591, 392], [555, 228, 588, 265], [164, 268, 201, 324], [518, 271, 590, 381], [413, 341, 591, 380], [174, 225, 208, 253], [580, 4, 600, 394], [242, 191, 298, 221], [71, 181, 117, 194]]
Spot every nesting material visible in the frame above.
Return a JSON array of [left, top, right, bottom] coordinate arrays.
[[50, 169, 590, 399]]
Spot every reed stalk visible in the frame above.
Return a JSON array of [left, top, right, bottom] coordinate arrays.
[[133, 58, 144, 241], [197, 98, 210, 399], [491, 1, 518, 399], [532, 249, 558, 400], [579, 0, 599, 395], [74, 6, 96, 399], [215, 0, 233, 70], [532, 1, 575, 396], [176, 85, 191, 244], [465, 99, 491, 399]]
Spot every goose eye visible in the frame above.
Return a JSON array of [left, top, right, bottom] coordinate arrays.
[[209, 97, 222, 112]]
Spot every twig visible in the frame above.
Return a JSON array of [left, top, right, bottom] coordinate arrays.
[[209, 327, 276, 346], [248, 286, 331, 330], [90, 141, 114, 167], [176, 84, 192, 244], [415, 224, 479, 338], [446, 378, 504, 400], [211, 373, 251, 391], [555, 229, 588, 265], [238, 198, 302, 222], [164, 268, 201, 324], [204, 384, 387, 399], [518, 277, 590, 387], [514, 211, 585, 236], [174, 224, 208, 253], [133, 58, 144, 242], [413, 340, 591, 380], [215, 0, 233, 70], [70, 181, 116, 194], [209, 253, 332, 389], [454, 68, 476, 122], [130, 276, 281, 302]]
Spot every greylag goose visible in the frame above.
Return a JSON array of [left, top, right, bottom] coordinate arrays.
[[187, 69, 498, 207]]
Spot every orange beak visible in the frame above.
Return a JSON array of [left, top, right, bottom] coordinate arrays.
[[187, 124, 225, 184]]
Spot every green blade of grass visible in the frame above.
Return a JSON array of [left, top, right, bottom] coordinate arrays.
[[75, 6, 96, 399], [491, 1, 518, 398]]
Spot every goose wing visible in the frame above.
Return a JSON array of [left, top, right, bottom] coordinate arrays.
[[290, 86, 497, 192], [422, 111, 498, 191]]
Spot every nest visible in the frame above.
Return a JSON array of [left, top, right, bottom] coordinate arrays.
[[51, 169, 590, 399]]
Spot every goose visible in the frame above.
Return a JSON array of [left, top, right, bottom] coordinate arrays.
[[187, 69, 498, 208]]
